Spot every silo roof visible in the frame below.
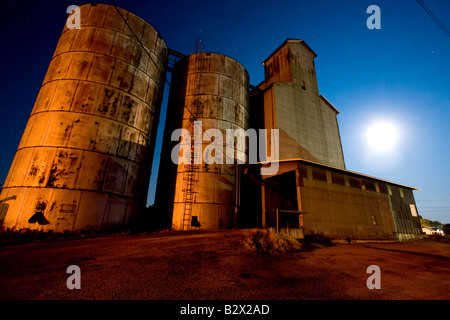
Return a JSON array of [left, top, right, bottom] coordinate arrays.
[[262, 39, 318, 65]]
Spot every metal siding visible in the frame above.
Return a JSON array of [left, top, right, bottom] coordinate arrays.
[[158, 53, 249, 230], [0, 3, 167, 232]]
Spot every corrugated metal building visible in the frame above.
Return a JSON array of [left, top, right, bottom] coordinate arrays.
[[249, 159, 422, 241], [246, 39, 422, 241]]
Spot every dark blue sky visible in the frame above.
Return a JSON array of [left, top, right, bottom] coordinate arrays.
[[0, 0, 449, 223]]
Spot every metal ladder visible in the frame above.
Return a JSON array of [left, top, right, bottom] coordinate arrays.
[[182, 52, 205, 230]]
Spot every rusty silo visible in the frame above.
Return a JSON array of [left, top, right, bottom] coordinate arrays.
[[157, 53, 249, 230], [0, 4, 167, 232]]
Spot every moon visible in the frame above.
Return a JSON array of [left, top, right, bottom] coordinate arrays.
[[366, 122, 398, 152]]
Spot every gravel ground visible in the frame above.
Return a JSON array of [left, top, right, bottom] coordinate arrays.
[[0, 229, 449, 300]]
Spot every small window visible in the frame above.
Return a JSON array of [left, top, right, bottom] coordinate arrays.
[[409, 204, 418, 217], [300, 80, 306, 90], [349, 177, 363, 189], [378, 183, 389, 194], [365, 181, 376, 192], [312, 167, 327, 182], [331, 172, 346, 186]]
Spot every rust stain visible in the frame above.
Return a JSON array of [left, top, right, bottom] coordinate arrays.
[[50, 201, 57, 212], [105, 88, 114, 98], [121, 97, 135, 122], [35, 201, 48, 211], [29, 166, 38, 176], [38, 175, 46, 184], [98, 102, 110, 113], [46, 163, 59, 187]]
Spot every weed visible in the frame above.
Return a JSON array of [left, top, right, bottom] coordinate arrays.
[[242, 228, 302, 255]]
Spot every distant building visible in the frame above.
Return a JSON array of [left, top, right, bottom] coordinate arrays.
[[421, 227, 444, 236]]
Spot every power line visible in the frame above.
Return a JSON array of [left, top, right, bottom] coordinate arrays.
[[416, 0, 450, 37]]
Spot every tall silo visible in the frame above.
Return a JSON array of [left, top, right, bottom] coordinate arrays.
[[157, 53, 249, 230], [0, 4, 167, 232]]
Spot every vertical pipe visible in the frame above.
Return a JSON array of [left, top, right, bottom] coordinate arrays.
[[295, 167, 304, 232]]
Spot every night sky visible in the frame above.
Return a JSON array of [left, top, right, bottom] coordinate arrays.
[[0, 0, 448, 223]]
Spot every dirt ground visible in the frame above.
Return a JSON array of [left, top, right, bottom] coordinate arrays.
[[0, 229, 449, 300]]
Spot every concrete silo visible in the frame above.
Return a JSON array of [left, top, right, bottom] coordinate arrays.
[[0, 4, 167, 232], [157, 53, 249, 230]]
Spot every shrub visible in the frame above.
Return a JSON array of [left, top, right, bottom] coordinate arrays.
[[242, 228, 302, 255]]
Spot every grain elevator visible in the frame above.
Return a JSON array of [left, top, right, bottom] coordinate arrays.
[[0, 4, 423, 241]]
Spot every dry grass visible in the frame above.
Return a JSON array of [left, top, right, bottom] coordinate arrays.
[[242, 228, 302, 255]]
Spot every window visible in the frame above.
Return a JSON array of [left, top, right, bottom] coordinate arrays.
[[378, 183, 389, 194], [300, 80, 306, 90], [349, 177, 363, 189], [409, 204, 418, 217], [365, 181, 376, 192], [331, 172, 346, 185], [312, 167, 327, 182]]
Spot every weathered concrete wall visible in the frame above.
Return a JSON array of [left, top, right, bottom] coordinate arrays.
[[256, 40, 345, 169], [0, 4, 167, 232], [157, 53, 249, 230], [262, 161, 422, 241]]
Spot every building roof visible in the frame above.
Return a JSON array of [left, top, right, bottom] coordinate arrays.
[[262, 39, 318, 65], [258, 158, 420, 191], [319, 95, 340, 114]]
